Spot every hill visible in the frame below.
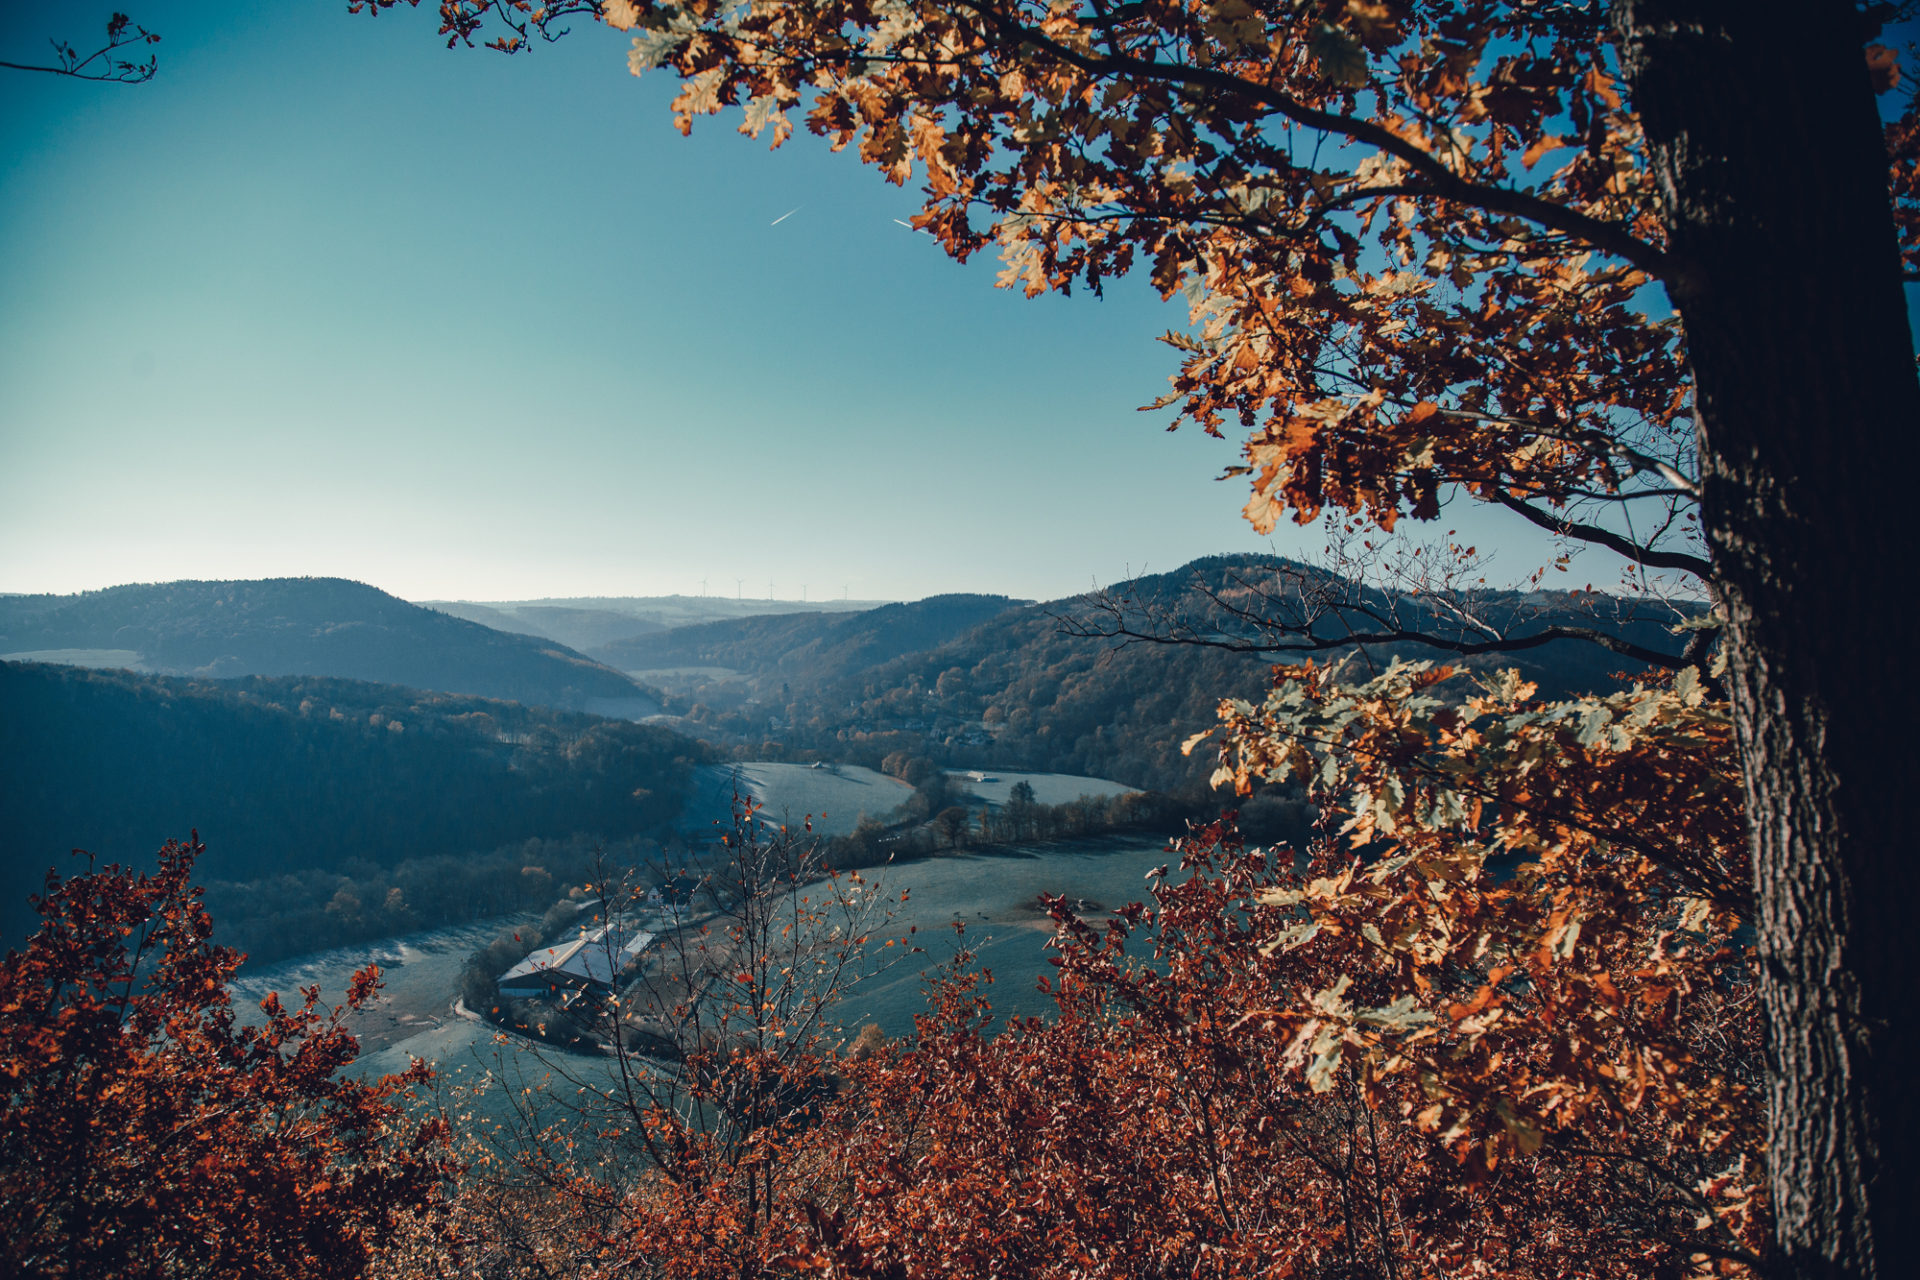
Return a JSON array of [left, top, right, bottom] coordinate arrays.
[[421, 601, 670, 653], [676, 556, 1695, 795], [0, 661, 712, 952], [421, 593, 893, 651], [0, 578, 658, 716], [592, 594, 1028, 689]]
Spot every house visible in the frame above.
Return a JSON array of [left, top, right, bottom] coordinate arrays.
[[646, 874, 703, 908], [496, 920, 653, 1000]]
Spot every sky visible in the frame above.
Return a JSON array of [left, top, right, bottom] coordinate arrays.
[[0, 2, 1569, 605]]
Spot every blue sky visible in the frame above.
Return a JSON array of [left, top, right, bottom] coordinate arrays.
[[2, 2, 1569, 604]]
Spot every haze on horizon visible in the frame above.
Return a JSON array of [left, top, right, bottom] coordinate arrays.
[[1, 2, 1566, 606]]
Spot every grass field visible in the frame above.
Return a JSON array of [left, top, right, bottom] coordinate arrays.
[[679, 763, 1143, 838], [684, 762, 915, 837], [945, 769, 1139, 809]]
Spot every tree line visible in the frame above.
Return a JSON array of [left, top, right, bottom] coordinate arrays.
[[204, 834, 667, 969], [0, 662, 711, 945]]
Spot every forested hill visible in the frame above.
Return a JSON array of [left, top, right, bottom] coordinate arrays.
[[685, 555, 1697, 793], [424, 593, 892, 652], [0, 577, 658, 715], [0, 662, 712, 946], [423, 601, 669, 654], [592, 594, 1027, 687]]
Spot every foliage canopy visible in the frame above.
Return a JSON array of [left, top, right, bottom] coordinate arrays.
[[0, 838, 451, 1279]]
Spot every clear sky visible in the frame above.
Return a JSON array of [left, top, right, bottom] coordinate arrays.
[[1, 2, 1566, 605]]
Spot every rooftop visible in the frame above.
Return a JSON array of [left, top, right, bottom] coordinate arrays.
[[498, 920, 653, 996]]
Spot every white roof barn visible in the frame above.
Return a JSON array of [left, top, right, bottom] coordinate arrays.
[[497, 921, 653, 999]]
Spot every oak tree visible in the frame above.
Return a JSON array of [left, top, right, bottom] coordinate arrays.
[[357, 2, 1920, 1274]]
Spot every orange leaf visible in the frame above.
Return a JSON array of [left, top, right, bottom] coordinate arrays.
[[1584, 67, 1622, 110]]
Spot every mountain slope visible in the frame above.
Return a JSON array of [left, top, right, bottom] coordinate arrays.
[[0, 578, 657, 715], [423, 601, 669, 653], [684, 556, 1698, 792], [422, 593, 891, 648], [0, 662, 708, 944], [592, 594, 1028, 688]]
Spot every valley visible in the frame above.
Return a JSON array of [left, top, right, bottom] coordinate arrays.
[[3, 556, 1682, 1007], [228, 829, 1184, 1129]]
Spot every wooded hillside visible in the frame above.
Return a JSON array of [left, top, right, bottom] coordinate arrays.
[[594, 593, 1025, 686], [0, 662, 709, 945], [677, 556, 1691, 791], [0, 578, 657, 714]]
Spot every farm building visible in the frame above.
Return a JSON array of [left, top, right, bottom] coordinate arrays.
[[497, 920, 653, 1000], [647, 874, 703, 907]]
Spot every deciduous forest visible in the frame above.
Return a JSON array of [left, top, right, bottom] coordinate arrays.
[[0, 662, 707, 951], [681, 556, 1691, 791], [6, 2, 1917, 1278], [0, 577, 657, 711]]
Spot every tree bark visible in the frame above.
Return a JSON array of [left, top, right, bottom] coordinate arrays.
[[1615, 3, 1920, 1277]]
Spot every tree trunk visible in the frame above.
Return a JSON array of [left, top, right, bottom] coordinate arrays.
[[1615, 3, 1920, 1277]]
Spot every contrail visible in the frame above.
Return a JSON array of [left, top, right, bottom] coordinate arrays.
[[770, 206, 801, 226]]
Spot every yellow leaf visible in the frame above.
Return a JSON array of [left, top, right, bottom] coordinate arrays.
[[1520, 135, 1564, 169]]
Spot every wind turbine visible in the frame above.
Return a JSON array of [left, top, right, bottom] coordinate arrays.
[[699, 577, 708, 597], [735, 578, 744, 600], [767, 580, 776, 601]]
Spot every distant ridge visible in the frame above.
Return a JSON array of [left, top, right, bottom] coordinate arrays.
[[592, 594, 1029, 687], [423, 593, 893, 651], [0, 577, 658, 716]]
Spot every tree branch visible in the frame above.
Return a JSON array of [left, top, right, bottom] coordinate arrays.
[[943, 0, 1674, 278], [1062, 608, 1692, 669], [1489, 489, 1711, 577], [1, 16, 159, 84]]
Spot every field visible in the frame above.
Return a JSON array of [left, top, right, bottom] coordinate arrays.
[[232, 833, 1178, 1076], [684, 762, 915, 837], [682, 763, 1143, 838], [836, 834, 1175, 1032], [946, 770, 1140, 809], [227, 914, 532, 1055]]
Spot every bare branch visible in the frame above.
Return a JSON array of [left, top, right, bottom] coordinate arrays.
[[1061, 556, 1698, 680], [1063, 602, 1691, 669], [1489, 489, 1712, 577], [1, 15, 160, 84]]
